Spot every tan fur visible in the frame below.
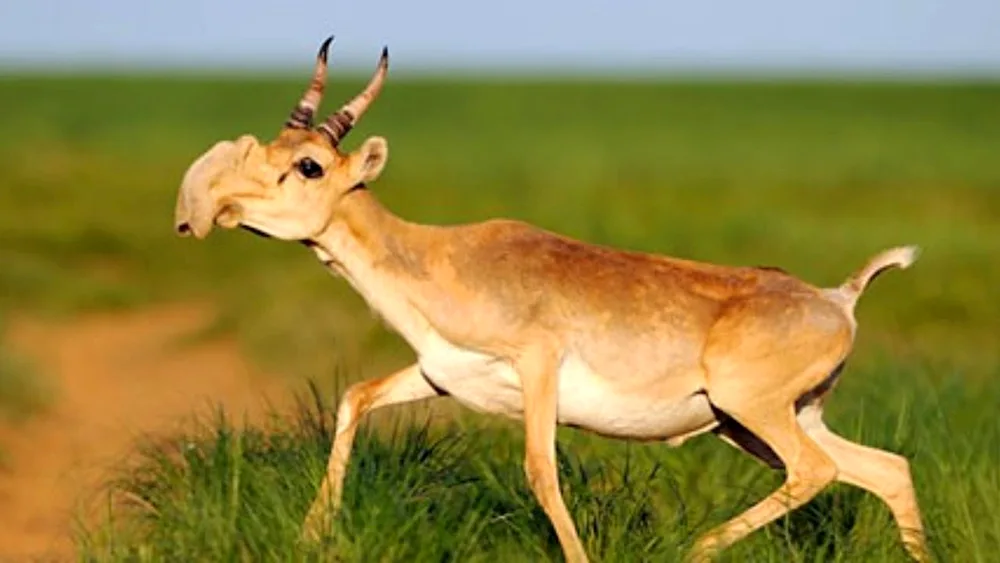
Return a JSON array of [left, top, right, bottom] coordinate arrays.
[[174, 40, 929, 562]]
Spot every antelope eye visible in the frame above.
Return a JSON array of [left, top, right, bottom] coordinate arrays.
[[296, 157, 324, 179]]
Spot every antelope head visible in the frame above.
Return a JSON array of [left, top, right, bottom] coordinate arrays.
[[174, 37, 391, 241]]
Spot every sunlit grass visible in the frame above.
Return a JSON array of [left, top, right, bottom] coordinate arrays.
[[81, 359, 999, 562]]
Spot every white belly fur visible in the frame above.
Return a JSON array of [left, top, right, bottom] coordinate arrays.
[[417, 333, 716, 441]]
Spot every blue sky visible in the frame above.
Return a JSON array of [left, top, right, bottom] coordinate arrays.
[[1, 1, 998, 74]]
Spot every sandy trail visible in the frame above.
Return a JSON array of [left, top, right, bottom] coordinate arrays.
[[0, 303, 294, 562]]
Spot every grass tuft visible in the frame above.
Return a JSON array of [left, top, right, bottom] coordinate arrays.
[[0, 323, 52, 425], [80, 361, 1000, 562]]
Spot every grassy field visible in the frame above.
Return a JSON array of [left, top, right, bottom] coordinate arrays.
[[1, 74, 998, 561]]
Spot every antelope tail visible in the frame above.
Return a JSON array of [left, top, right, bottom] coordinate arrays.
[[837, 245, 920, 307]]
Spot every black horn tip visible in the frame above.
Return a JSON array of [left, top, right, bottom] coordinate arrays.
[[317, 35, 335, 62], [379, 46, 389, 66]]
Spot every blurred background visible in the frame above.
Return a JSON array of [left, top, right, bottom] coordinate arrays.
[[0, 1, 998, 561]]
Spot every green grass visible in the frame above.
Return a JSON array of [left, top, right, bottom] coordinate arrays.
[[0, 319, 50, 425], [0, 355, 47, 423], [81, 362, 999, 562], [0, 319, 51, 464], [1, 74, 998, 560]]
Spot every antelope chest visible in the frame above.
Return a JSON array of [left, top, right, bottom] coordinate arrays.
[[417, 333, 524, 418], [416, 332, 715, 441]]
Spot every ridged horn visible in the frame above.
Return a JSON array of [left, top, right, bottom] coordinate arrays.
[[284, 36, 334, 130], [318, 46, 389, 146]]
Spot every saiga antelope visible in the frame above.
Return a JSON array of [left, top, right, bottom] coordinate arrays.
[[173, 37, 929, 562]]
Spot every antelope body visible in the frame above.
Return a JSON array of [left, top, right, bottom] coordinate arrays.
[[174, 37, 929, 562]]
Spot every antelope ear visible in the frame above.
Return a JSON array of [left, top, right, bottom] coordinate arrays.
[[348, 136, 389, 184]]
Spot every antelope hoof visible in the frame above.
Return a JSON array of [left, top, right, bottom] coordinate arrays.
[[300, 503, 336, 542]]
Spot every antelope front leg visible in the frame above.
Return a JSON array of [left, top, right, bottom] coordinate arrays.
[[302, 363, 441, 540], [518, 348, 589, 563]]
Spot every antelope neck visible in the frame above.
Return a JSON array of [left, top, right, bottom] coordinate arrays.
[[307, 187, 433, 295]]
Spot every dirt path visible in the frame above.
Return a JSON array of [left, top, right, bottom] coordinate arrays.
[[0, 303, 295, 562]]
